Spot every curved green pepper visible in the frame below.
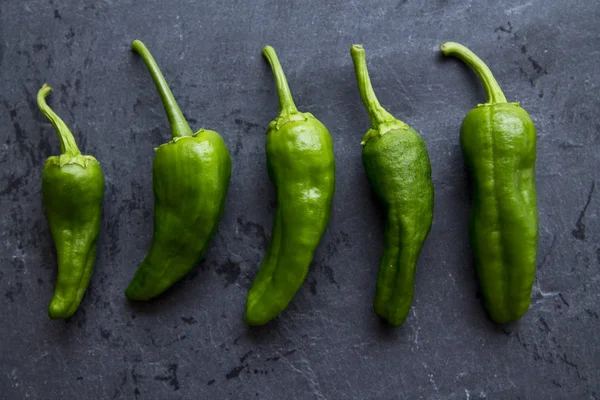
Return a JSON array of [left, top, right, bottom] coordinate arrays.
[[350, 45, 434, 326], [244, 46, 335, 325], [441, 42, 538, 323], [37, 84, 105, 319], [125, 40, 232, 300]]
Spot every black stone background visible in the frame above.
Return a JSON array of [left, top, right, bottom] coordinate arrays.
[[1, 0, 599, 399]]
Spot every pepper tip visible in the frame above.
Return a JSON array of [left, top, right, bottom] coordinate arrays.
[[48, 301, 73, 320]]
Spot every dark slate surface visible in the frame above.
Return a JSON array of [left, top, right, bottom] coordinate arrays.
[[1, 0, 599, 398]]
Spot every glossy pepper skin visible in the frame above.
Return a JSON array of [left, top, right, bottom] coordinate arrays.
[[125, 40, 231, 300], [37, 84, 105, 319], [244, 46, 335, 325], [350, 45, 434, 326], [441, 42, 538, 323]]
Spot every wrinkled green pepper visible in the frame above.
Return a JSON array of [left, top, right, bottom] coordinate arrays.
[[350, 45, 434, 326], [37, 84, 105, 319], [125, 40, 231, 300], [441, 42, 538, 323], [245, 46, 335, 325]]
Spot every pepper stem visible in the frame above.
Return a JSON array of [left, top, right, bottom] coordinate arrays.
[[440, 42, 507, 104], [262, 46, 298, 115], [131, 40, 193, 138], [37, 84, 81, 156], [350, 45, 396, 129]]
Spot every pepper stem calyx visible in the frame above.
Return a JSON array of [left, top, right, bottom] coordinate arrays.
[[37, 83, 81, 156], [132, 39, 194, 138], [440, 41, 507, 104], [263, 46, 299, 116], [350, 45, 397, 129]]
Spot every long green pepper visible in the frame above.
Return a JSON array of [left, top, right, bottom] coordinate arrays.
[[441, 42, 538, 323], [244, 46, 336, 325], [125, 40, 231, 300], [37, 84, 105, 319], [351, 45, 434, 326]]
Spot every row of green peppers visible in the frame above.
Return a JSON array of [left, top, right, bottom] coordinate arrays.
[[38, 40, 538, 326]]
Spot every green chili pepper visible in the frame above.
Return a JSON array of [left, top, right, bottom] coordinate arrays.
[[350, 45, 434, 326], [440, 42, 538, 323], [125, 40, 232, 300], [37, 84, 105, 319], [244, 46, 335, 325]]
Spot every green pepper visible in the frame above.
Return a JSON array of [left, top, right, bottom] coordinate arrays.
[[244, 46, 335, 325], [37, 84, 105, 319], [125, 40, 232, 300], [350, 45, 434, 326], [440, 42, 538, 323]]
